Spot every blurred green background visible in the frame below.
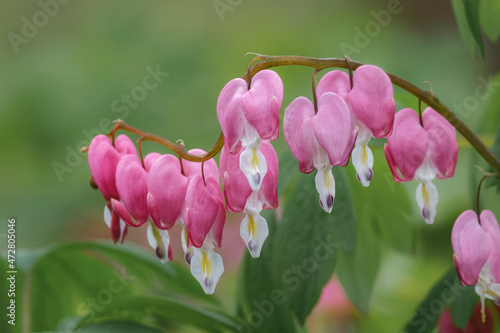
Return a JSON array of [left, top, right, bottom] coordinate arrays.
[[1, 0, 500, 332]]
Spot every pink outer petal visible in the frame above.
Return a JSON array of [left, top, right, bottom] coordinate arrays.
[[480, 210, 500, 282], [312, 93, 353, 166], [144, 152, 162, 172], [283, 96, 317, 174], [88, 135, 136, 200], [147, 154, 187, 229], [205, 178, 226, 248], [349, 65, 395, 138], [422, 108, 458, 179], [217, 78, 247, 153], [316, 70, 351, 102], [111, 199, 141, 227], [182, 149, 220, 182], [184, 175, 219, 248], [219, 145, 252, 213], [114, 134, 137, 155], [115, 155, 149, 225], [259, 141, 279, 210], [385, 108, 428, 182], [241, 70, 283, 141], [452, 210, 493, 286]]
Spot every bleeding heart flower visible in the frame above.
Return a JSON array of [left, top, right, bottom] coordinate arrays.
[[182, 149, 226, 294], [317, 65, 395, 187], [217, 70, 283, 192], [88, 134, 136, 243], [220, 140, 278, 257], [284, 92, 357, 213], [385, 107, 457, 224], [147, 154, 188, 230], [452, 210, 500, 321]]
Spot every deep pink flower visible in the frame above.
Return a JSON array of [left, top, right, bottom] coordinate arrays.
[[217, 70, 283, 192], [385, 107, 458, 224], [88, 134, 136, 243], [284, 92, 357, 212], [220, 140, 278, 257], [317, 65, 395, 187], [452, 210, 500, 321]]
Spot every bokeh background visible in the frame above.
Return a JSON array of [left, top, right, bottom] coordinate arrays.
[[1, 0, 500, 332]]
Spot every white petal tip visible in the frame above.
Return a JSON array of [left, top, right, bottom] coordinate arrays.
[[240, 213, 269, 258]]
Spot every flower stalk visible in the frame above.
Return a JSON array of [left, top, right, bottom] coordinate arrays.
[[99, 55, 500, 176]]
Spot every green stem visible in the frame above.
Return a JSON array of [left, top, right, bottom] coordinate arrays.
[[243, 55, 500, 174]]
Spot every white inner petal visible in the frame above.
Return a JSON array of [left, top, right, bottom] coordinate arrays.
[[190, 247, 224, 295], [416, 180, 438, 224], [104, 205, 111, 228], [147, 223, 171, 263], [239, 144, 268, 192], [314, 165, 335, 213], [352, 143, 374, 187], [240, 210, 269, 258]]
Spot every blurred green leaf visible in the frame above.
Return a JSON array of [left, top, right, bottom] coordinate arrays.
[[480, 0, 500, 42], [451, 0, 484, 57], [449, 286, 477, 329], [277, 151, 300, 198], [28, 242, 218, 332], [402, 267, 468, 333], [271, 168, 355, 324], [336, 213, 380, 314], [347, 149, 415, 253], [237, 210, 296, 333], [81, 296, 241, 333]]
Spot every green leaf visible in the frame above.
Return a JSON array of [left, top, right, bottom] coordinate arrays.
[[28, 242, 218, 332], [271, 168, 355, 324], [401, 267, 469, 333], [450, 0, 484, 57], [237, 211, 297, 333], [81, 296, 241, 333], [336, 212, 380, 314], [347, 149, 415, 253], [449, 286, 477, 329], [480, 0, 500, 42], [278, 150, 300, 198]]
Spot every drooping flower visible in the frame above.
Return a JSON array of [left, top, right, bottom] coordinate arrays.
[[220, 140, 278, 257], [452, 210, 500, 321], [147, 154, 188, 230], [284, 92, 357, 213], [111, 152, 174, 262], [88, 134, 136, 243], [317, 65, 395, 187], [182, 149, 226, 294], [217, 70, 283, 192], [384, 107, 457, 224]]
